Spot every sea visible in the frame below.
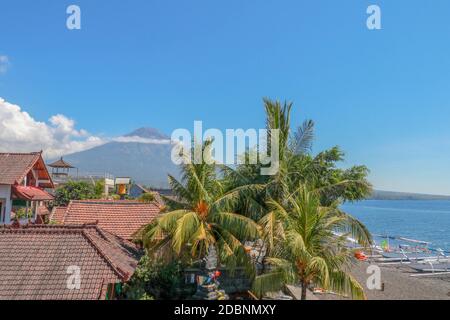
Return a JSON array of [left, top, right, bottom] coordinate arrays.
[[341, 200, 450, 251]]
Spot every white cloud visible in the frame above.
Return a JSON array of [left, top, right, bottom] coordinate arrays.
[[0, 98, 173, 159], [0, 56, 10, 74], [0, 97, 105, 158]]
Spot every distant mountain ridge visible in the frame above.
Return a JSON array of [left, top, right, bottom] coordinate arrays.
[[369, 190, 450, 200], [51, 127, 179, 188], [124, 127, 170, 140], [52, 131, 450, 197]]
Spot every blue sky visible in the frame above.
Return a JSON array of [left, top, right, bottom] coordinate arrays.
[[1, 0, 450, 194]]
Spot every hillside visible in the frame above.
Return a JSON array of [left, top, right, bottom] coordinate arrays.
[[53, 128, 179, 188], [369, 190, 450, 200]]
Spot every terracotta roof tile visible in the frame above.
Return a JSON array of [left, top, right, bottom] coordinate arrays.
[[12, 185, 54, 201], [0, 224, 141, 300], [53, 200, 160, 240], [0, 152, 41, 185], [51, 206, 67, 224], [0, 152, 54, 188]]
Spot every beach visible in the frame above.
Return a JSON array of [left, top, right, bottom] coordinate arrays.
[[317, 262, 450, 300]]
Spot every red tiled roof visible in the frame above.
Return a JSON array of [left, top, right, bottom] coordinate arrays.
[[0, 152, 53, 187], [0, 224, 141, 300], [12, 185, 54, 201], [53, 200, 160, 240], [51, 206, 67, 224]]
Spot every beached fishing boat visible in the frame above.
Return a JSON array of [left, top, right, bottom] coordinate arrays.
[[406, 248, 450, 273], [368, 234, 450, 264], [409, 260, 449, 273], [381, 251, 439, 261]]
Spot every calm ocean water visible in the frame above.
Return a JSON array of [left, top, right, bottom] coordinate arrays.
[[341, 200, 450, 250]]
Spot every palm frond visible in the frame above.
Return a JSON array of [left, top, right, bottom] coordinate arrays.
[[172, 211, 201, 254], [167, 175, 193, 204], [211, 212, 260, 240], [328, 270, 366, 300], [291, 120, 315, 155]]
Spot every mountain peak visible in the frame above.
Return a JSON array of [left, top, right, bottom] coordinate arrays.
[[125, 127, 169, 140]]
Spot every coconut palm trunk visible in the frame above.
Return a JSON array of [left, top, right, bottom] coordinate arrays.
[[301, 280, 308, 300]]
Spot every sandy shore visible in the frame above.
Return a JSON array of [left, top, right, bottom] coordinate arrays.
[[319, 261, 450, 300], [286, 261, 450, 300]]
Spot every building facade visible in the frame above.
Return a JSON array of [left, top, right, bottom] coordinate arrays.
[[0, 152, 54, 224]]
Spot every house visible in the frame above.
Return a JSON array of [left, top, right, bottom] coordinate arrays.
[[0, 152, 54, 224], [51, 200, 160, 241], [0, 224, 140, 300]]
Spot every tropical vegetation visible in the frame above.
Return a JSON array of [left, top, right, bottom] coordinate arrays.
[[133, 98, 372, 300], [138, 192, 156, 203], [54, 180, 104, 207], [138, 140, 260, 271], [123, 256, 194, 300]]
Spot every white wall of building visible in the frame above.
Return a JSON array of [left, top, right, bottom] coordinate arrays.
[[0, 185, 12, 224]]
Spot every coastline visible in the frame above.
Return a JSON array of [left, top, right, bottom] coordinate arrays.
[[317, 262, 450, 300]]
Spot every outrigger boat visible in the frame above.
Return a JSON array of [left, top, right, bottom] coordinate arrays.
[[371, 234, 449, 263], [380, 251, 440, 261], [407, 249, 450, 273], [409, 261, 449, 273]]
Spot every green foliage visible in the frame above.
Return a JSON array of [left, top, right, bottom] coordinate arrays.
[[123, 255, 192, 300], [139, 140, 260, 273], [94, 179, 105, 198], [54, 180, 98, 207], [14, 207, 33, 220], [138, 192, 155, 203], [253, 185, 368, 300], [222, 98, 372, 221], [138, 98, 372, 300], [221, 98, 372, 299]]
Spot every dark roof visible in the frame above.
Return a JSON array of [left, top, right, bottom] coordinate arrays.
[[0, 152, 54, 187], [134, 184, 151, 193], [52, 200, 160, 240], [48, 157, 75, 168], [0, 224, 141, 300]]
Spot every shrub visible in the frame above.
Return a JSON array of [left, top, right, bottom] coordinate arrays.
[[122, 256, 194, 300], [138, 193, 155, 203], [54, 181, 98, 207]]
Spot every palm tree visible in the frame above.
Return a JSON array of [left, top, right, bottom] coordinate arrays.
[[222, 98, 372, 277], [221, 98, 313, 221], [139, 140, 261, 272], [254, 185, 369, 300]]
